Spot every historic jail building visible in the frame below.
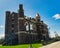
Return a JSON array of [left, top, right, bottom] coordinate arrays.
[[4, 4, 49, 45]]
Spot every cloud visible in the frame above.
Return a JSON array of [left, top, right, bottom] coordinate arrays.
[[0, 33, 5, 39], [53, 14, 60, 20], [0, 25, 4, 29]]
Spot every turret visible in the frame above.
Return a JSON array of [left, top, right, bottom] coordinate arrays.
[[6, 11, 11, 16], [18, 4, 24, 17], [5, 11, 11, 40], [5, 11, 11, 23], [36, 13, 40, 22]]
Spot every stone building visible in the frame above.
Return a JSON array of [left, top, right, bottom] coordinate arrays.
[[4, 4, 49, 45]]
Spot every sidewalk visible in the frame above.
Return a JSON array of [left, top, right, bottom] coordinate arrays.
[[39, 41, 60, 48]]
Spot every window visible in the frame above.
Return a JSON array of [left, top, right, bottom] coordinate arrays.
[[26, 24, 33, 31], [12, 27, 14, 32], [12, 18, 14, 21], [12, 24, 14, 27]]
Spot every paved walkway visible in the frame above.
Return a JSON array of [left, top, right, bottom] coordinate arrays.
[[39, 41, 60, 48]]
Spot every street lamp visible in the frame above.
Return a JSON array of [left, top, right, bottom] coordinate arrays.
[[25, 16, 33, 48]]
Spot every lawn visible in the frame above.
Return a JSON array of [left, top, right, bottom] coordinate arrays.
[[0, 43, 42, 48]]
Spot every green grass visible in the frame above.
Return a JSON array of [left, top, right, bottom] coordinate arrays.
[[0, 43, 42, 48]]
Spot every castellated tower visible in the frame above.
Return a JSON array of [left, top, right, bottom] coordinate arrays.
[[18, 4, 26, 31], [18, 4, 26, 44], [5, 11, 18, 45], [35, 13, 42, 40], [36, 13, 41, 22], [5, 11, 11, 40]]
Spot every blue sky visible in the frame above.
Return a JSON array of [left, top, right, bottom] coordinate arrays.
[[0, 0, 60, 38]]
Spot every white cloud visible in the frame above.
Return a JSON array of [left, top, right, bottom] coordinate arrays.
[[0, 33, 5, 39], [0, 25, 4, 29], [53, 14, 60, 20]]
